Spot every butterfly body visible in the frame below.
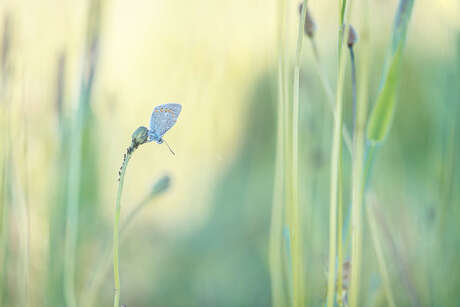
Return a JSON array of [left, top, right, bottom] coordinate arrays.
[[148, 131, 164, 144], [148, 103, 181, 152]]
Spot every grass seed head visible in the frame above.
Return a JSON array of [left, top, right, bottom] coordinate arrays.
[[347, 24, 358, 48], [150, 174, 171, 196], [131, 126, 149, 147], [298, 3, 316, 38]]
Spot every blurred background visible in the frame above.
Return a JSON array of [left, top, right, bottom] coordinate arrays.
[[0, 0, 459, 306]]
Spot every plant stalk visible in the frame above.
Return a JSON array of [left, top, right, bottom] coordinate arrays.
[[84, 184, 163, 307], [288, 2, 309, 306], [113, 150, 132, 307], [366, 200, 396, 307], [309, 38, 353, 154], [349, 8, 369, 307], [269, 0, 288, 305], [326, 1, 352, 306], [64, 108, 83, 307], [336, 158, 344, 306]]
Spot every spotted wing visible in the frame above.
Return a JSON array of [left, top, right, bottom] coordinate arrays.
[[149, 103, 182, 139]]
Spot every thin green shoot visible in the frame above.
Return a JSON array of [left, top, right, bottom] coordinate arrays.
[[326, 1, 353, 305], [366, 197, 396, 307], [287, 1, 309, 306], [83, 175, 170, 307], [269, 0, 288, 305]]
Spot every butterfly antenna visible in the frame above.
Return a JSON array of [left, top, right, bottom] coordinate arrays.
[[163, 139, 175, 155]]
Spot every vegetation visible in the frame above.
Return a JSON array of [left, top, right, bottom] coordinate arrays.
[[0, 0, 459, 306]]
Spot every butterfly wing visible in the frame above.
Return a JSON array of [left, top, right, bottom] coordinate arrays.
[[149, 103, 182, 140]]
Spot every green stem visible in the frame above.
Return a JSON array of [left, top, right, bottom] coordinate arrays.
[[84, 189, 158, 307], [309, 39, 353, 156], [288, 2, 309, 306], [366, 202, 396, 307], [0, 105, 11, 307], [336, 157, 344, 306], [326, 2, 351, 305], [339, 0, 348, 25], [363, 144, 376, 189], [21, 118, 30, 307], [269, 1, 288, 306], [269, 60, 287, 307], [349, 4, 368, 306], [349, 46, 357, 135], [438, 118, 457, 234], [64, 107, 83, 307], [325, 55, 345, 307], [0, 154, 10, 307], [113, 149, 133, 307]]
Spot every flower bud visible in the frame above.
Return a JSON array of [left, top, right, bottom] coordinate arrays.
[[298, 3, 316, 38], [131, 126, 149, 146], [150, 175, 171, 196], [347, 24, 358, 48]]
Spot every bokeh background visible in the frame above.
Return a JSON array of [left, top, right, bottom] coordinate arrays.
[[0, 0, 459, 306]]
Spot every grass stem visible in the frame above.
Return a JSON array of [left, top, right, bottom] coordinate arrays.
[[288, 2, 309, 306], [349, 46, 357, 135], [336, 158, 344, 306], [84, 176, 168, 307], [113, 150, 133, 307], [366, 198, 396, 307], [349, 1, 369, 304], [269, 59, 287, 307], [64, 108, 83, 307], [269, 0, 288, 305], [309, 38, 353, 154], [326, 2, 352, 306]]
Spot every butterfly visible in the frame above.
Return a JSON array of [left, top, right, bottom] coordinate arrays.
[[148, 103, 182, 155]]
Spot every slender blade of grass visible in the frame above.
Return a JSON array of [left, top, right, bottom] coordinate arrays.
[[288, 2, 309, 306], [366, 198, 396, 307], [336, 157, 344, 305], [348, 0, 371, 305], [326, 2, 352, 306], [366, 47, 402, 143], [367, 0, 415, 143], [269, 60, 287, 307], [269, 0, 288, 305]]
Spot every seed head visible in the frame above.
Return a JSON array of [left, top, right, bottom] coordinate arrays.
[[347, 24, 358, 48], [150, 175, 171, 196], [298, 3, 316, 38], [131, 126, 149, 147]]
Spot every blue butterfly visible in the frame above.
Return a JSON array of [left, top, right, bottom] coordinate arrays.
[[148, 103, 182, 155]]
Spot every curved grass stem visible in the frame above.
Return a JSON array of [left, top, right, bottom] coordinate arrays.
[[84, 185, 164, 307], [113, 148, 133, 307]]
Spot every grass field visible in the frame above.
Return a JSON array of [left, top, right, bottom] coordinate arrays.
[[0, 0, 459, 306]]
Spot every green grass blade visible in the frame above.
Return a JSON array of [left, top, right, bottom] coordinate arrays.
[[366, 47, 402, 143], [366, 0, 415, 143]]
